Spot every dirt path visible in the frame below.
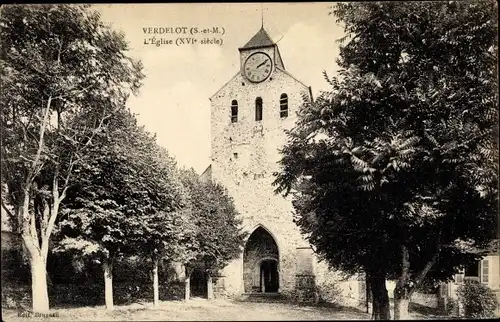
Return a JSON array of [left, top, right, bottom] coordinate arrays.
[[3, 298, 371, 321]]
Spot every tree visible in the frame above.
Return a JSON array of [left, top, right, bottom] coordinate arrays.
[[128, 147, 198, 307], [273, 1, 497, 320], [55, 110, 159, 310], [179, 169, 246, 300], [0, 4, 143, 312], [139, 208, 198, 306]]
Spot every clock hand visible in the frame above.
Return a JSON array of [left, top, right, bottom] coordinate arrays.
[[256, 60, 267, 69]]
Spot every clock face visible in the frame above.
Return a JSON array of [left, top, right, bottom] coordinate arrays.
[[243, 52, 272, 83]]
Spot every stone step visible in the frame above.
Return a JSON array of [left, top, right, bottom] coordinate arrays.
[[237, 292, 289, 303], [243, 292, 282, 296]]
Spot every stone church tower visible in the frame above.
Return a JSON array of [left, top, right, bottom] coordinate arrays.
[[204, 26, 363, 303]]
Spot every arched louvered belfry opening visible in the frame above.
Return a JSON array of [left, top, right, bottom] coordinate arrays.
[[279, 93, 288, 118], [231, 99, 238, 123], [255, 97, 263, 121], [243, 226, 279, 293]]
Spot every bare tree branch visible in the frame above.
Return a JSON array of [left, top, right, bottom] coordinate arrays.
[[84, 112, 112, 148], [40, 202, 50, 237], [25, 96, 53, 188], [409, 232, 442, 297], [409, 253, 439, 298], [29, 208, 40, 252], [59, 154, 74, 201]]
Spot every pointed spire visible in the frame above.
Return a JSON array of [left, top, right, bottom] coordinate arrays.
[[240, 27, 275, 50]]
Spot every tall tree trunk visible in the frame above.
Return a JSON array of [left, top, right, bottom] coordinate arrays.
[[368, 273, 391, 320], [15, 96, 53, 312], [207, 274, 213, 300], [21, 194, 49, 313], [29, 251, 50, 313], [19, 165, 65, 313], [153, 258, 159, 306], [184, 267, 191, 301], [103, 259, 114, 311], [394, 245, 411, 320], [366, 272, 373, 314], [394, 294, 410, 320]]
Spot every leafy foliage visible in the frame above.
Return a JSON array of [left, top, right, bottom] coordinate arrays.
[[54, 109, 180, 262], [179, 168, 246, 275], [1, 3, 144, 237], [274, 0, 497, 289], [457, 282, 499, 318], [446, 297, 458, 317], [315, 280, 343, 305], [0, 4, 144, 311]]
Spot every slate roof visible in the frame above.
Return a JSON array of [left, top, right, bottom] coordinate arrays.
[[240, 27, 275, 50]]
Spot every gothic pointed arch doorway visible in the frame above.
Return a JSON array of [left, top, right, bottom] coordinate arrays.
[[243, 226, 279, 293]]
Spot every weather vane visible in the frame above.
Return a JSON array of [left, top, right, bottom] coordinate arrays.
[[261, 3, 264, 28]]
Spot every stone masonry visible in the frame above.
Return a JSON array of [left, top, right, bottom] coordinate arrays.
[[204, 26, 364, 305]]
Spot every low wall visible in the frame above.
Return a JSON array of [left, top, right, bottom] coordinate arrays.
[[386, 280, 439, 308], [336, 280, 362, 307], [411, 292, 439, 308]]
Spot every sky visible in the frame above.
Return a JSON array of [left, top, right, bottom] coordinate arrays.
[[95, 3, 345, 173]]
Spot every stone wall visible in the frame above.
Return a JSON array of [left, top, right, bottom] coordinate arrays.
[[295, 275, 316, 302], [211, 63, 312, 296], [209, 36, 362, 303]]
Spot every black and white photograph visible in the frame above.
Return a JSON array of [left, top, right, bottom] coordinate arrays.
[[1, 2, 498, 320]]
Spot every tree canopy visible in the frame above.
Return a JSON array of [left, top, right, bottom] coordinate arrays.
[[180, 168, 246, 275], [55, 110, 175, 260], [54, 108, 196, 308], [274, 1, 497, 319], [1, 4, 144, 312]]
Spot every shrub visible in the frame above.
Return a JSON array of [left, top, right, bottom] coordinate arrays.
[[280, 289, 297, 302], [315, 280, 343, 305], [1, 249, 30, 283], [456, 282, 498, 318], [446, 297, 458, 316], [417, 279, 440, 294], [1, 284, 31, 309], [49, 284, 104, 307]]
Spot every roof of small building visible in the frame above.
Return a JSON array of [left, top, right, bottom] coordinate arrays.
[[200, 164, 212, 182], [240, 27, 275, 50]]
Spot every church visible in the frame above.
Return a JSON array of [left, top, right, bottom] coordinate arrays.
[[199, 26, 365, 305]]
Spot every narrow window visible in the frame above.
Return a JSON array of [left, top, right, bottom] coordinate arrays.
[[231, 100, 238, 123], [255, 97, 263, 121], [481, 260, 489, 284], [465, 261, 479, 277], [280, 93, 288, 118]]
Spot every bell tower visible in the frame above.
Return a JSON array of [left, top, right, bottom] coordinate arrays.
[[207, 26, 314, 296], [238, 27, 285, 77]]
